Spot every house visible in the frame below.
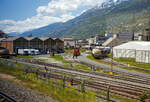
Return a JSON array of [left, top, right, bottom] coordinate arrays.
[[118, 32, 133, 42], [139, 28, 150, 41], [62, 38, 75, 48], [94, 35, 109, 46], [77, 39, 88, 47], [88, 38, 95, 45]]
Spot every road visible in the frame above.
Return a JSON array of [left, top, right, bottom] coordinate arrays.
[[63, 53, 150, 78]]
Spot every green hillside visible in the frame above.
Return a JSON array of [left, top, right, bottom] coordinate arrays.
[[61, 0, 150, 38], [21, 0, 150, 39]]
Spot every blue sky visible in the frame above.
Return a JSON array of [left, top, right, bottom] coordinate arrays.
[[0, 0, 51, 21], [0, 0, 105, 33]]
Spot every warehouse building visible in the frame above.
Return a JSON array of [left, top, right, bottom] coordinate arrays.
[[25, 37, 43, 50], [53, 38, 64, 53], [0, 37, 64, 54], [1, 37, 28, 54], [40, 37, 55, 53], [113, 41, 150, 63]]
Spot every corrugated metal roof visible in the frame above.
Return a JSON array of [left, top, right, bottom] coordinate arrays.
[[0, 38, 6, 41], [2, 37, 20, 41], [53, 38, 63, 42], [62, 38, 74, 41], [24, 37, 35, 41], [39, 37, 52, 41]]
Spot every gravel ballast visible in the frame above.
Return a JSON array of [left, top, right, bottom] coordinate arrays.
[[0, 77, 58, 102]]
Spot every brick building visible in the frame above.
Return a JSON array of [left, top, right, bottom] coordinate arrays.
[[0, 37, 64, 54], [0, 37, 28, 54]]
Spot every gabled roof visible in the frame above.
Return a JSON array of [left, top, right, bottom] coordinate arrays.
[[24, 37, 35, 41], [62, 38, 74, 41], [0, 38, 6, 41], [39, 37, 53, 41], [53, 38, 63, 42], [113, 41, 150, 51], [2, 37, 20, 41]]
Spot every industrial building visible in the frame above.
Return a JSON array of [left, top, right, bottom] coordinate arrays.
[[113, 41, 150, 63], [0, 37, 64, 54]]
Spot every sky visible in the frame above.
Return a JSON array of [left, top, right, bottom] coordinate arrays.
[[0, 0, 106, 34]]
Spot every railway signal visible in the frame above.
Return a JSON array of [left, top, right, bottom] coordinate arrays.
[[109, 71, 113, 77]]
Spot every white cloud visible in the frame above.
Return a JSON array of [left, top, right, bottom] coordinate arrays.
[[0, 0, 104, 33]]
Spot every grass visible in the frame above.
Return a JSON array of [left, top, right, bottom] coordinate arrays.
[[87, 54, 107, 64], [113, 57, 150, 70], [0, 60, 98, 102], [64, 49, 74, 54], [48, 54, 118, 75], [17, 55, 35, 59], [87, 54, 119, 75], [87, 54, 150, 74], [96, 91, 139, 102], [50, 55, 72, 67], [51, 55, 71, 63], [74, 64, 91, 71], [51, 55, 91, 71], [80, 49, 86, 53]]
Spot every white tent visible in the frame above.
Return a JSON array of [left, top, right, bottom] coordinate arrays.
[[113, 41, 150, 63]]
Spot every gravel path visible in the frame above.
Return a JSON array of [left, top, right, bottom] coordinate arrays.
[[0, 77, 58, 102]]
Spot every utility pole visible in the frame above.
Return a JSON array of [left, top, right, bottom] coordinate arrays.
[[110, 38, 113, 76], [107, 85, 110, 102], [131, 11, 136, 41]]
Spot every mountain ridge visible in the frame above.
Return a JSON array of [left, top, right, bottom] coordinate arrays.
[[17, 0, 150, 38]]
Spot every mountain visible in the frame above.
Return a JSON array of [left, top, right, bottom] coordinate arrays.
[[19, 22, 63, 37], [20, 0, 150, 39], [8, 32, 21, 37]]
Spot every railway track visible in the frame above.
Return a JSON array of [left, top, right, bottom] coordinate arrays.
[[74, 60, 150, 82], [1, 58, 150, 100], [102, 58, 150, 72], [12, 57, 150, 86], [0, 91, 18, 102], [27, 69, 141, 100]]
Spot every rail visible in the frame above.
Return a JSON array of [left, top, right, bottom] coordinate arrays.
[[0, 91, 18, 102]]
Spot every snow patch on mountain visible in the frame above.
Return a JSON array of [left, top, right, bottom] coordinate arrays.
[[94, 0, 131, 9]]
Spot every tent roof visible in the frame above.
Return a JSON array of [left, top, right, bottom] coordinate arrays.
[[113, 41, 150, 51]]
